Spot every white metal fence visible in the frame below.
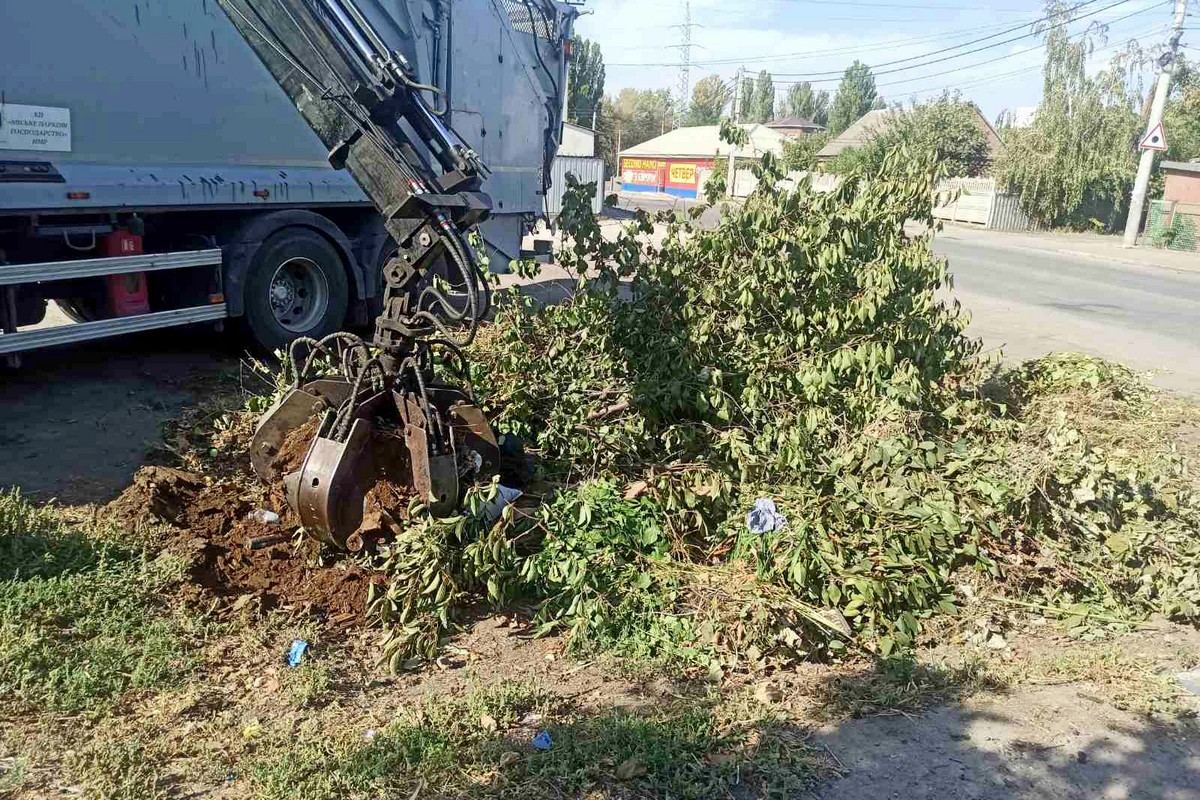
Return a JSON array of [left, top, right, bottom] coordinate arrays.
[[933, 177, 1037, 231], [727, 172, 1038, 232], [546, 155, 605, 216]]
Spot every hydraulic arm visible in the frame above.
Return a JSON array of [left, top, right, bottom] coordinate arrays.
[[216, 0, 568, 548]]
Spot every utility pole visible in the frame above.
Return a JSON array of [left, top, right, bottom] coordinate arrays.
[[727, 68, 742, 198], [1122, 0, 1188, 248], [615, 126, 623, 181], [561, 51, 572, 130], [671, 0, 700, 128]]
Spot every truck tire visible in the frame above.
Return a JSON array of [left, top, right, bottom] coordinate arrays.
[[55, 298, 101, 323], [243, 228, 349, 353]]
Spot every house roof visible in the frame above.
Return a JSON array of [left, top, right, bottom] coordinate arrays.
[[563, 121, 595, 137], [767, 116, 825, 131], [816, 105, 1004, 160], [618, 123, 788, 160], [816, 109, 901, 158], [1162, 160, 1200, 174]]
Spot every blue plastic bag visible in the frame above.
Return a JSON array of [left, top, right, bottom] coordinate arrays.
[[746, 498, 787, 534], [532, 731, 553, 751], [287, 639, 309, 667]]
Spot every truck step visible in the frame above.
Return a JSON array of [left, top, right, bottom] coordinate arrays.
[[0, 249, 222, 286], [0, 304, 228, 355]]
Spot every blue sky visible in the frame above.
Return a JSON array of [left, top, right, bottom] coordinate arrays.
[[573, 0, 1187, 123]]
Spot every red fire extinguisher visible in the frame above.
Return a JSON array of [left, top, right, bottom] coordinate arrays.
[[103, 229, 150, 317]]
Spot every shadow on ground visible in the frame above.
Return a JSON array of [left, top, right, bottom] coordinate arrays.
[[809, 675, 1200, 799], [244, 654, 1200, 799], [0, 329, 240, 504]]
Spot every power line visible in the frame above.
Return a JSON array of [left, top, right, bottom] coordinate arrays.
[[606, 17, 1028, 67], [759, 0, 1165, 87], [897, 19, 1169, 98], [614, 0, 1156, 72], [682, 0, 1040, 11], [772, 0, 1153, 78]]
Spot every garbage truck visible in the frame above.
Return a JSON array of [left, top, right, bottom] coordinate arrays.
[[0, 0, 575, 361]]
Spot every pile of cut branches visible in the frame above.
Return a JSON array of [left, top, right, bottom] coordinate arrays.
[[367, 152, 1200, 672]]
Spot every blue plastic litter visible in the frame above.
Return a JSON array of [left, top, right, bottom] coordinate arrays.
[[287, 639, 309, 667], [747, 498, 787, 534], [532, 731, 553, 751]]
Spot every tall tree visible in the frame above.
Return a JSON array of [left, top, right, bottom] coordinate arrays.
[[567, 38, 605, 127], [751, 70, 776, 123], [689, 74, 732, 125], [827, 61, 880, 135], [1164, 86, 1200, 163], [828, 96, 991, 178], [610, 88, 676, 152], [739, 76, 756, 121], [784, 82, 830, 126], [994, 0, 1141, 228], [1163, 54, 1200, 161]]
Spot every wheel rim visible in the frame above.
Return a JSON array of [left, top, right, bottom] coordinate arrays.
[[268, 257, 329, 333]]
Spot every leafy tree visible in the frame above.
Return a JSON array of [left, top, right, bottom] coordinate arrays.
[[609, 88, 676, 152], [751, 70, 776, 123], [784, 82, 830, 126], [832, 96, 991, 178], [1163, 86, 1200, 163], [994, 1, 1142, 229], [827, 61, 880, 135], [567, 38, 605, 127], [689, 74, 732, 125], [781, 133, 830, 171], [739, 76, 757, 121], [1164, 56, 1200, 162]]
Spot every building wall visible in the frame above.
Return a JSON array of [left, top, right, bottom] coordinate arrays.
[[560, 125, 596, 158], [618, 156, 715, 199], [1164, 170, 1200, 205]]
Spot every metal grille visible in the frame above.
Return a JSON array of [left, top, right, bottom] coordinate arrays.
[[498, 0, 557, 41]]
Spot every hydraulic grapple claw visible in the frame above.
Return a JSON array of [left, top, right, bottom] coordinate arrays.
[[290, 414, 375, 549]]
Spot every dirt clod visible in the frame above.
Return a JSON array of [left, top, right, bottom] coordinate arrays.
[[111, 458, 381, 627], [108, 465, 205, 527]]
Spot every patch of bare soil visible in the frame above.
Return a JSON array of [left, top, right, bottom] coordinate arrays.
[[108, 464, 382, 627]]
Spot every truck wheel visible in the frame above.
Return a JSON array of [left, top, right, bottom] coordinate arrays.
[[55, 298, 101, 323], [243, 228, 349, 353]]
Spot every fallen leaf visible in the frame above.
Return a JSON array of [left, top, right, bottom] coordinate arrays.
[[498, 751, 521, 768], [480, 714, 498, 733], [615, 757, 647, 781]]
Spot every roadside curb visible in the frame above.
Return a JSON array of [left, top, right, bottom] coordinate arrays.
[[935, 230, 1200, 275], [1001, 241, 1200, 273]]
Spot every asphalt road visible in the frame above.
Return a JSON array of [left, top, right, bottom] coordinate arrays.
[[932, 232, 1200, 395], [615, 194, 1200, 395]]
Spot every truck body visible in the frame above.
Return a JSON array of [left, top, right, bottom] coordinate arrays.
[[0, 0, 574, 357]]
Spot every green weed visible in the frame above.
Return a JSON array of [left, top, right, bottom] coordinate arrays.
[[282, 663, 333, 709], [0, 490, 196, 715], [250, 681, 817, 800], [0, 754, 27, 792], [65, 735, 169, 800]]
